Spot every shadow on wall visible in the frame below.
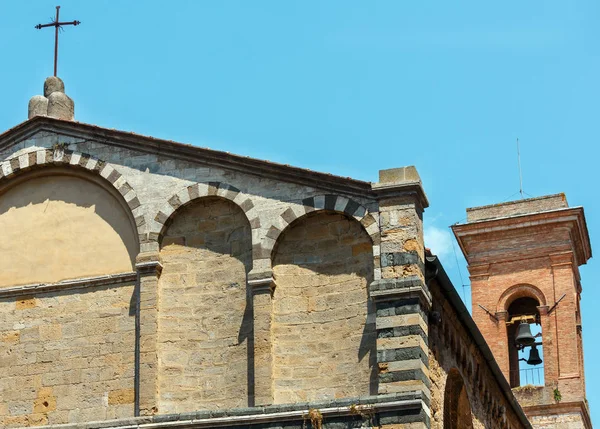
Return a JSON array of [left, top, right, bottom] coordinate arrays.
[[158, 196, 253, 412], [0, 173, 139, 287], [271, 210, 377, 403]]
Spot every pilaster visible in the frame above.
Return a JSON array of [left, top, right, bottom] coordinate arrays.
[[371, 167, 430, 399], [135, 252, 162, 416], [248, 269, 275, 406]]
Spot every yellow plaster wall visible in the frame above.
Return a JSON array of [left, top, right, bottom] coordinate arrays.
[[0, 174, 138, 287]]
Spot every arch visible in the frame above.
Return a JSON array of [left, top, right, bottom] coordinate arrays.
[[266, 194, 380, 260], [149, 182, 258, 243], [157, 195, 253, 412], [0, 148, 144, 242], [0, 163, 140, 286], [444, 368, 474, 429], [497, 283, 547, 312], [271, 210, 377, 403]]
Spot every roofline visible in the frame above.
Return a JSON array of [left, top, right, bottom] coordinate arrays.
[[0, 116, 389, 200], [425, 255, 533, 429], [451, 206, 592, 264], [465, 193, 567, 214]]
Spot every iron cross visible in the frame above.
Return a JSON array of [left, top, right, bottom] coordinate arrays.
[[35, 6, 81, 77]]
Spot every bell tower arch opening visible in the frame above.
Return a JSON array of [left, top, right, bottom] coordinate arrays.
[[506, 296, 544, 387]]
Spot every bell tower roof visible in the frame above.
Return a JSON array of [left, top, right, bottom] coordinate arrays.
[[452, 193, 592, 267]]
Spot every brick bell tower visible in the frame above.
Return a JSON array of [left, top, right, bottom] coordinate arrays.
[[452, 194, 592, 428]]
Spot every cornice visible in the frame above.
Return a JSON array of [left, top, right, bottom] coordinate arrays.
[[0, 272, 137, 298], [0, 117, 379, 199], [452, 207, 592, 266]]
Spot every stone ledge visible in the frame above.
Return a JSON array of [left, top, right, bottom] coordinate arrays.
[[369, 276, 432, 308], [0, 272, 137, 298], [26, 393, 427, 429]]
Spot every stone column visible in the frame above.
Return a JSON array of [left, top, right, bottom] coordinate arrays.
[[135, 252, 162, 416], [369, 167, 430, 399], [248, 270, 275, 406]]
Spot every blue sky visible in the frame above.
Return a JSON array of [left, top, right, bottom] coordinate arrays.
[[1, 1, 599, 423]]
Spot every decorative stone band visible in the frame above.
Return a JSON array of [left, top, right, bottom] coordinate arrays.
[[25, 392, 429, 429], [135, 260, 164, 276], [148, 181, 258, 252], [369, 276, 432, 308], [0, 148, 144, 240], [256, 193, 381, 280], [0, 272, 137, 298], [370, 276, 431, 400]]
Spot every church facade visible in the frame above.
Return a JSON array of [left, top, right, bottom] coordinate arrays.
[[0, 77, 590, 428]]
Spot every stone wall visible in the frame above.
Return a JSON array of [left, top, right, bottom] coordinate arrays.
[[428, 275, 528, 429], [158, 197, 253, 413], [0, 282, 136, 427], [272, 211, 376, 403]]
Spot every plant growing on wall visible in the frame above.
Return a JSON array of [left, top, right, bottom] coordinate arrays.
[[553, 388, 562, 403]]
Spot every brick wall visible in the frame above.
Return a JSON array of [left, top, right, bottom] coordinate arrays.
[[466, 194, 567, 222], [158, 197, 253, 413], [0, 283, 136, 427], [272, 211, 376, 403]]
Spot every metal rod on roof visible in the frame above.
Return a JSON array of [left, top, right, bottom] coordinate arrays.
[[517, 138, 524, 199]]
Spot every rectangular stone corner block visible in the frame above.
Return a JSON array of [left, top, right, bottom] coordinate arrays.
[[207, 181, 219, 195], [324, 195, 337, 211], [69, 152, 81, 165], [85, 157, 98, 170], [344, 199, 360, 216], [168, 194, 182, 209], [27, 151, 36, 167], [313, 195, 325, 209], [334, 196, 350, 213], [9, 158, 19, 172], [171, 191, 188, 208], [266, 226, 281, 240], [379, 166, 421, 184], [36, 150, 47, 165], [18, 154, 29, 169], [128, 196, 142, 211], [106, 168, 122, 184], [240, 198, 254, 212], [281, 206, 301, 225]]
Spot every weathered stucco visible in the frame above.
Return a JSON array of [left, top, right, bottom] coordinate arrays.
[[0, 174, 137, 287]]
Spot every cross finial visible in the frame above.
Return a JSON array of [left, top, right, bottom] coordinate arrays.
[[35, 6, 81, 77]]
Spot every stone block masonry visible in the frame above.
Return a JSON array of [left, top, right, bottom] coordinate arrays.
[[0, 115, 533, 429], [272, 211, 376, 403], [0, 281, 136, 427]]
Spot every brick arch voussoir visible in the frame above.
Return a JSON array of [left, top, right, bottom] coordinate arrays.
[[497, 283, 547, 312], [151, 181, 258, 245], [0, 148, 144, 240], [265, 194, 380, 261]]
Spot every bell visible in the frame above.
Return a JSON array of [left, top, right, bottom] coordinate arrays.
[[515, 321, 536, 346], [527, 345, 543, 366]]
